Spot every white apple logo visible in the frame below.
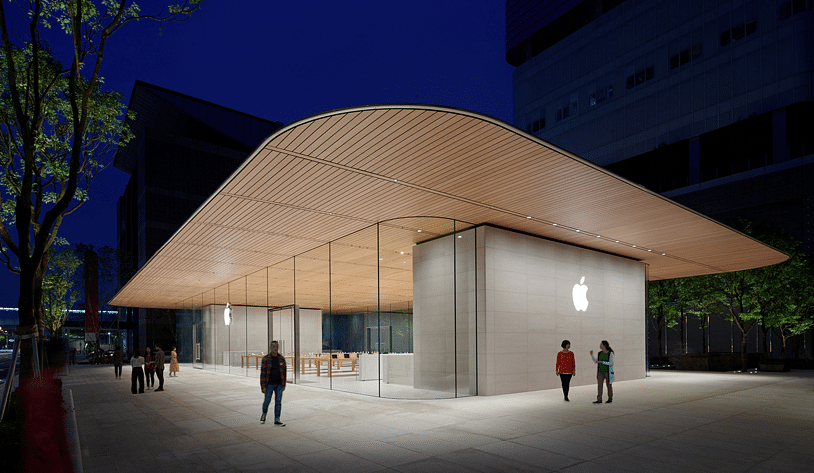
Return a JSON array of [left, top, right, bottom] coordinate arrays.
[[572, 276, 589, 312]]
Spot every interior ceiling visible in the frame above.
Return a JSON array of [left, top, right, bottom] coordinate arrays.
[[110, 105, 788, 310]]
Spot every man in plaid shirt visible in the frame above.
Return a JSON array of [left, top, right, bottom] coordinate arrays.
[[260, 340, 287, 426]]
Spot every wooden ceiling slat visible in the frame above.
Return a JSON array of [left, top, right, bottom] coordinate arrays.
[[111, 106, 787, 309]]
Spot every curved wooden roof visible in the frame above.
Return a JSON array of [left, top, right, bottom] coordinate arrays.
[[111, 105, 788, 309]]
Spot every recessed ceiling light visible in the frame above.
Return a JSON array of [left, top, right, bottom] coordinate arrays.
[[417, 230, 422, 232], [403, 261, 407, 263], [596, 235, 601, 238], [379, 258, 383, 260], [457, 235, 462, 239], [576, 230, 580, 232], [394, 179, 398, 182], [648, 249, 652, 252], [615, 240, 619, 243], [662, 253, 666, 256], [632, 245, 636, 247], [527, 216, 531, 219], [328, 212, 333, 215], [400, 251, 404, 254], [490, 206, 494, 209], [553, 223, 557, 226]]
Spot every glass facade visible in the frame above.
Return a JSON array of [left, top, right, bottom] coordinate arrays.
[[180, 217, 476, 399]]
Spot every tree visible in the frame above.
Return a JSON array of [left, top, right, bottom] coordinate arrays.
[[0, 0, 201, 378], [648, 279, 679, 365], [42, 242, 81, 335]]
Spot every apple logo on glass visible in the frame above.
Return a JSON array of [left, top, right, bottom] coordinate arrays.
[[572, 276, 589, 312]]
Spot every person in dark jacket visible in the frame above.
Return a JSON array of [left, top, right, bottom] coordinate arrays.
[[260, 340, 287, 426], [113, 346, 124, 378], [154, 344, 165, 391]]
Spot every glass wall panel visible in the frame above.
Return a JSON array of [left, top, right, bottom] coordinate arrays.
[[295, 245, 330, 389], [268, 258, 296, 382], [328, 225, 378, 395], [184, 216, 478, 399], [213, 284, 230, 374], [455, 223, 477, 396], [201, 290, 216, 372], [229, 277, 248, 376], [245, 269, 269, 380], [192, 296, 203, 370], [404, 218, 458, 398]]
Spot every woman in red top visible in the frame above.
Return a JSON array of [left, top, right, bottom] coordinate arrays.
[[555, 340, 576, 401]]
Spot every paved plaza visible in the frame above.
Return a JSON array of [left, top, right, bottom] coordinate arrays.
[[63, 364, 814, 472]]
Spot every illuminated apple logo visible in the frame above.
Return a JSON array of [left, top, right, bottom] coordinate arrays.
[[572, 276, 589, 312]]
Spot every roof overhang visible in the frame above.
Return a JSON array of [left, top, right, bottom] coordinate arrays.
[[111, 104, 788, 309]]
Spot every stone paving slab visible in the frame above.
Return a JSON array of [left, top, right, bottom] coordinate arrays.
[[62, 364, 814, 472]]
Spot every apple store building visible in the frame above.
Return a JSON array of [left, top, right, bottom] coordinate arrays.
[[111, 105, 786, 399]]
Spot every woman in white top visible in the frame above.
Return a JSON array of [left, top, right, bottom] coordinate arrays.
[[131, 349, 145, 394]]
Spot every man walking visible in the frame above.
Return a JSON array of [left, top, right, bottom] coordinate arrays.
[[113, 346, 124, 378], [260, 340, 286, 426], [154, 344, 165, 391]]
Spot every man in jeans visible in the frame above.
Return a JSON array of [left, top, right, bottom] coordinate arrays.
[[260, 340, 286, 426], [154, 344, 165, 391]]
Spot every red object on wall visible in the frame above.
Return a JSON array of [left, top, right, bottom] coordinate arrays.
[[84, 250, 99, 337]]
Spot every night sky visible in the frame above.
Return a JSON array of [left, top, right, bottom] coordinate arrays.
[[1, 1, 514, 308]]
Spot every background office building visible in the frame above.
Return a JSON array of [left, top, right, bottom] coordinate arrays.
[[115, 81, 283, 355], [506, 0, 813, 359]]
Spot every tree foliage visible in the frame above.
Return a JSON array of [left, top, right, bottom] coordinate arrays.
[[42, 242, 81, 334], [0, 0, 201, 378]]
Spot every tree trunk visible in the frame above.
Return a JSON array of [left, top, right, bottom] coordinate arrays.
[[17, 262, 38, 379], [701, 319, 708, 354], [761, 324, 770, 361], [657, 326, 664, 365], [780, 335, 787, 359], [740, 333, 749, 372]]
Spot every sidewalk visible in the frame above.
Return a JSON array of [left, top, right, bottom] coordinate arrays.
[[63, 364, 814, 472]]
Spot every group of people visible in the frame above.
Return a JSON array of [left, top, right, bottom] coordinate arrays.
[[255, 338, 613, 429], [555, 339, 615, 403], [126, 345, 180, 394]]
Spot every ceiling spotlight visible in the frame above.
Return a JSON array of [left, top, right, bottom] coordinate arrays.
[[490, 206, 494, 209], [379, 258, 383, 260], [553, 223, 558, 226], [329, 212, 333, 215], [457, 235, 462, 239], [417, 230, 422, 232], [596, 235, 601, 238], [632, 245, 636, 247], [615, 240, 619, 243], [527, 216, 531, 219], [394, 179, 398, 182], [576, 230, 580, 232], [662, 253, 666, 256], [400, 251, 404, 254], [648, 249, 652, 252]]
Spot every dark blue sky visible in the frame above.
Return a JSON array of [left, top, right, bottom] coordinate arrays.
[[1, 1, 514, 307]]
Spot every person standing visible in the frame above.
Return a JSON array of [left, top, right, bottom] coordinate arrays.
[[154, 344, 165, 391], [260, 340, 286, 426], [169, 346, 180, 376], [144, 347, 156, 390], [113, 346, 124, 378], [131, 349, 145, 394], [69, 347, 76, 365], [555, 340, 576, 401], [590, 340, 614, 404]]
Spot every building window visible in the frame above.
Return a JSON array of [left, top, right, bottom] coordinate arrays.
[[670, 44, 703, 70], [721, 19, 757, 47], [627, 67, 654, 89], [526, 118, 545, 133], [589, 85, 614, 107], [779, 0, 813, 19]]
